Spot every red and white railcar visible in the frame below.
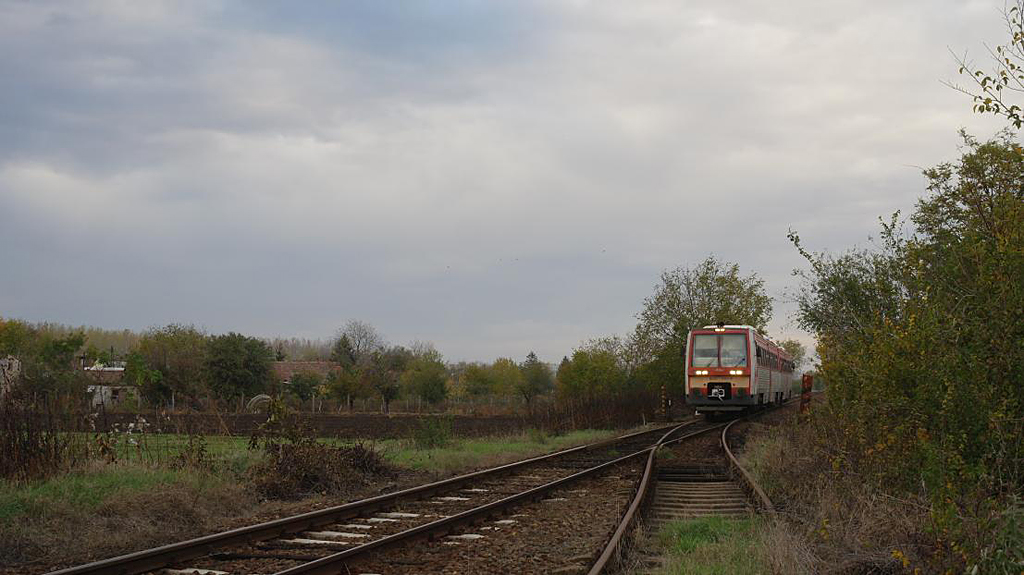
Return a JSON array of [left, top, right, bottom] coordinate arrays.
[[684, 324, 794, 413]]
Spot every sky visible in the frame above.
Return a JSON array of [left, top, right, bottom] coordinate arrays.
[[0, 0, 1011, 363]]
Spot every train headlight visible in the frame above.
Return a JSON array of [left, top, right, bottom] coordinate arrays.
[[695, 370, 708, 375], [729, 369, 742, 375]]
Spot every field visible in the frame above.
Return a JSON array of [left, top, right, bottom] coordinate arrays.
[[0, 424, 621, 572]]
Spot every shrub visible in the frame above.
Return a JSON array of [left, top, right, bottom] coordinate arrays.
[[247, 439, 395, 499], [412, 416, 455, 450]]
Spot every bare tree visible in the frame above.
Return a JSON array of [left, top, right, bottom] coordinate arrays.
[[338, 320, 385, 365]]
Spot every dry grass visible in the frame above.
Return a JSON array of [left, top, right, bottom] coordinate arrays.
[[738, 417, 928, 574], [0, 471, 249, 572]]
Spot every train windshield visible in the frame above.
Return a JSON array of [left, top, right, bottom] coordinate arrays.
[[690, 333, 748, 367]]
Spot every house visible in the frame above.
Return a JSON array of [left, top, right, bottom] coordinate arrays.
[[87, 384, 139, 409]]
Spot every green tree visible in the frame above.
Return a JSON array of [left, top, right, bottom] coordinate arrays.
[[330, 334, 357, 369], [556, 344, 625, 401], [626, 256, 771, 393], [490, 358, 524, 397], [777, 339, 807, 371], [289, 371, 323, 402], [123, 351, 162, 400], [326, 367, 360, 410], [460, 363, 497, 396], [400, 349, 448, 405], [206, 332, 274, 400], [518, 351, 553, 406], [365, 346, 411, 413], [790, 132, 1024, 570], [137, 324, 209, 406]]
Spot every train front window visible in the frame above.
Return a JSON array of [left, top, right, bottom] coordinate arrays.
[[721, 334, 747, 367], [692, 335, 718, 367], [691, 333, 748, 367]]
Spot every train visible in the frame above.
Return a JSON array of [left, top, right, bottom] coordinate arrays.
[[684, 324, 795, 414]]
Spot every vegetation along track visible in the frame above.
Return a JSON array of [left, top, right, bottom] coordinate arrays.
[[591, 403, 789, 574], [45, 420, 704, 575]]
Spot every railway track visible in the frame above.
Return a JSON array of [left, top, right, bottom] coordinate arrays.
[[46, 420, 706, 575], [590, 403, 790, 574]]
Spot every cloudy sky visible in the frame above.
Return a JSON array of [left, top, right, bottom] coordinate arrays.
[[0, 0, 1010, 362]]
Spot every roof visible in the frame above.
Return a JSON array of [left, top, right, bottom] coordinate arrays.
[[272, 361, 336, 381]]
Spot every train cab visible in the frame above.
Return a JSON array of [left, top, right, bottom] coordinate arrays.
[[684, 324, 793, 413]]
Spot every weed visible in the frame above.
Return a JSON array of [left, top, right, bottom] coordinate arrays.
[[412, 416, 455, 450], [526, 427, 549, 444]]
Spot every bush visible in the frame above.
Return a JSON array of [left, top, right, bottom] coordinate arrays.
[[789, 132, 1024, 571], [412, 416, 454, 450], [0, 394, 86, 481], [247, 439, 395, 499]]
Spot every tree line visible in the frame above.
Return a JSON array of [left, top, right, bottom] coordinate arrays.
[[551, 256, 806, 405]]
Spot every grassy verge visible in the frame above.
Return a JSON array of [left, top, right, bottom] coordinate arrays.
[[378, 428, 618, 474], [0, 425, 630, 570], [652, 517, 767, 575]]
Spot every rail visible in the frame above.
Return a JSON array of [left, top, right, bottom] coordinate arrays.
[[586, 421, 729, 575], [589, 403, 790, 574], [46, 421, 689, 575]]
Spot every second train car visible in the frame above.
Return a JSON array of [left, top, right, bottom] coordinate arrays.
[[684, 324, 795, 413]]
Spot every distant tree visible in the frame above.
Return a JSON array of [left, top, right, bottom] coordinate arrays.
[[490, 358, 524, 397], [0, 317, 34, 358], [626, 256, 771, 394], [273, 342, 286, 361], [518, 352, 553, 406], [556, 344, 625, 401], [123, 351, 162, 400], [365, 346, 411, 413], [29, 330, 87, 394], [778, 339, 808, 371], [401, 348, 448, 405], [326, 367, 361, 410], [289, 371, 323, 402], [206, 332, 275, 400], [137, 324, 210, 405], [330, 334, 357, 369], [339, 320, 385, 365], [461, 363, 497, 396]]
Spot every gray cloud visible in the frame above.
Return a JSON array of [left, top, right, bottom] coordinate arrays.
[[0, 0, 1010, 361]]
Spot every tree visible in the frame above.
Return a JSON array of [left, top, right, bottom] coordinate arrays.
[[789, 133, 1024, 568], [137, 324, 209, 406], [330, 334, 357, 369], [123, 351, 162, 400], [518, 352, 553, 406], [555, 345, 626, 401], [206, 332, 274, 400], [490, 358, 524, 397], [289, 371, 323, 402], [627, 256, 771, 393], [365, 346, 411, 413], [326, 367, 361, 410], [948, 1, 1024, 128], [338, 320, 384, 365], [460, 363, 496, 396], [778, 339, 807, 371], [400, 348, 448, 405]]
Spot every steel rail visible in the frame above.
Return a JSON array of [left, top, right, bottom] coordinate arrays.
[[722, 418, 774, 512], [588, 401, 794, 574], [585, 421, 729, 575], [45, 421, 690, 575], [271, 423, 693, 575]]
